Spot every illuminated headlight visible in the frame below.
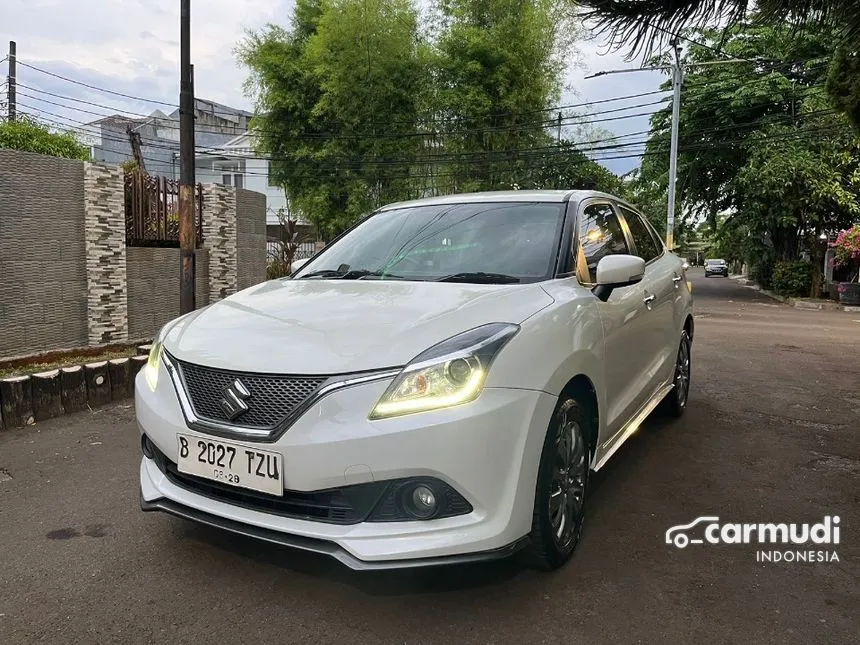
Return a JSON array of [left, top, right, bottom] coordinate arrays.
[[369, 323, 519, 420], [144, 329, 166, 392]]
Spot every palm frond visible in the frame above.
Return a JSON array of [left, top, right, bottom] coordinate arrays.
[[578, 0, 860, 59]]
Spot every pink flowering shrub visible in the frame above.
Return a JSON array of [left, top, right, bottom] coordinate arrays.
[[830, 225, 860, 281]]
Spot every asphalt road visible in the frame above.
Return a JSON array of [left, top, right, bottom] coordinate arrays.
[[1, 271, 858, 645]]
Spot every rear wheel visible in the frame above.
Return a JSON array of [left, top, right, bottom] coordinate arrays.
[[526, 397, 590, 570], [660, 330, 691, 417]]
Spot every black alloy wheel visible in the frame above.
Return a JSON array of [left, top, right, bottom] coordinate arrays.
[[527, 397, 590, 570]]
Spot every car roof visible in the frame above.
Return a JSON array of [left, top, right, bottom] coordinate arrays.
[[375, 189, 623, 212]]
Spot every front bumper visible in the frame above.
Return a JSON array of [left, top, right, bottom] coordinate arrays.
[[140, 494, 530, 570], [136, 366, 556, 568]]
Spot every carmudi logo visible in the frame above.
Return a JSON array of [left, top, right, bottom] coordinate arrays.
[[665, 515, 841, 563]]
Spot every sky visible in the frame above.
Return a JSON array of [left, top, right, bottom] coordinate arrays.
[[1, 0, 668, 176]]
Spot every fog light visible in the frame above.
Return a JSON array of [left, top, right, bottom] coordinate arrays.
[[407, 484, 438, 519]]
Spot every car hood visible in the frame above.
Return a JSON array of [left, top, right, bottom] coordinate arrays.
[[161, 279, 555, 374]]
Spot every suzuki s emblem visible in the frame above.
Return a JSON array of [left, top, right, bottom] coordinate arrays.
[[219, 379, 251, 420]]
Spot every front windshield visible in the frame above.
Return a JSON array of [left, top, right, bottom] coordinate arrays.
[[293, 201, 566, 283]]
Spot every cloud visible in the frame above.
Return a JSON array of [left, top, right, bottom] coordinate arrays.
[[1, 1, 666, 175], [2, 0, 294, 113]]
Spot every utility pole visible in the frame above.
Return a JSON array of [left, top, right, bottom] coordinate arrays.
[[665, 41, 683, 251], [7, 41, 16, 121], [178, 0, 196, 314], [586, 55, 746, 252], [556, 112, 562, 143]]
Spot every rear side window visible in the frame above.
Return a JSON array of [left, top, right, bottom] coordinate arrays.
[[578, 203, 630, 283], [619, 206, 661, 263]]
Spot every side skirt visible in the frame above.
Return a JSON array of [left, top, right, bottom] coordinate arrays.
[[591, 382, 675, 472]]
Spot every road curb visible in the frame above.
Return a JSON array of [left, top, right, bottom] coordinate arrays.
[[728, 276, 855, 311], [0, 345, 150, 431]]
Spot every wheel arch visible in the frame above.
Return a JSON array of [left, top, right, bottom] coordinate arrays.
[[559, 374, 600, 465]]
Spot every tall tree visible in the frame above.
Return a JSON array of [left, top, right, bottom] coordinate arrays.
[[578, 0, 860, 130], [431, 0, 579, 191], [238, 0, 429, 240], [239, 0, 619, 238], [634, 21, 860, 291]]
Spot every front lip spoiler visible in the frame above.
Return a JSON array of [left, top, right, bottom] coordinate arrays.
[[141, 495, 529, 571]]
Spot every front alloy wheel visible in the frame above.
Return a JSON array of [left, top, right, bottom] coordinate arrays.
[[527, 398, 590, 570]]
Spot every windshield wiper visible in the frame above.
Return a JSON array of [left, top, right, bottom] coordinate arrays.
[[435, 271, 521, 284], [298, 268, 404, 280]]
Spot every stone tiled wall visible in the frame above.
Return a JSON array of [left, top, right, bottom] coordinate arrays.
[[0, 149, 268, 359], [235, 188, 267, 291], [201, 183, 238, 302], [83, 162, 129, 346], [126, 247, 209, 339], [0, 149, 89, 357]]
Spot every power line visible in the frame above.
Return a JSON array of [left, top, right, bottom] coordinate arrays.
[[21, 102, 655, 162], [16, 84, 670, 139], [16, 55, 831, 143], [22, 103, 848, 177], [16, 66, 831, 146], [16, 59, 178, 107], [17, 58, 680, 124], [15, 82, 162, 118]]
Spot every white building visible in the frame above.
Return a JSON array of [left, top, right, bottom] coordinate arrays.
[[195, 131, 296, 227]]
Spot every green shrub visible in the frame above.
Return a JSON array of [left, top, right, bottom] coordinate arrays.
[[750, 261, 775, 289], [267, 258, 291, 280], [771, 261, 813, 297]]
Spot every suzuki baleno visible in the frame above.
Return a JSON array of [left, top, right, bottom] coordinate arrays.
[[137, 190, 694, 571]]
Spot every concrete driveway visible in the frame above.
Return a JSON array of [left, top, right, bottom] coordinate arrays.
[[1, 270, 858, 644]]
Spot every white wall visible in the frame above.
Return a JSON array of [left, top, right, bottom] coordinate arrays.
[[195, 155, 307, 227], [245, 158, 290, 225], [196, 162, 221, 185]]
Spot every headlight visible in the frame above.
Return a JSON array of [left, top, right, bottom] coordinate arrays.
[[369, 323, 519, 420], [144, 329, 166, 392]]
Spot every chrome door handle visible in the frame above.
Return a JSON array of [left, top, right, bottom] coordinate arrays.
[[672, 275, 683, 282], [643, 294, 656, 306]]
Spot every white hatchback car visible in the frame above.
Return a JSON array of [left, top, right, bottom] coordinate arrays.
[[137, 190, 694, 571]]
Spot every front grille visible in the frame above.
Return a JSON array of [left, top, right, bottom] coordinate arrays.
[[174, 358, 327, 429]]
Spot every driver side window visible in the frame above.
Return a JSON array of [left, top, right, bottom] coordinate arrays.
[[577, 203, 630, 283]]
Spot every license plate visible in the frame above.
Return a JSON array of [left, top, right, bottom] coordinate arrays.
[[176, 434, 283, 496]]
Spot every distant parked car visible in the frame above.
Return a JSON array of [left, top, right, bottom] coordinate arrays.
[[136, 190, 694, 572], [704, 259, 729, 277]]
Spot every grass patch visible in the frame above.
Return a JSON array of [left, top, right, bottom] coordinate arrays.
[[0, 348, 140, 379]]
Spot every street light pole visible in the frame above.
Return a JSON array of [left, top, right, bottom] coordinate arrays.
[[665, 42, 683, 251], [178, 0, 196, 315], [586, 56, 746, 252]]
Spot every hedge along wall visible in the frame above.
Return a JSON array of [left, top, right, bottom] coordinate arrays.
[[0, 149, 267, 360]]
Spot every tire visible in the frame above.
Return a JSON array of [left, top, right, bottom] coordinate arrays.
[[660, 330, 692, 418], [525, 397, 591, 570]]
